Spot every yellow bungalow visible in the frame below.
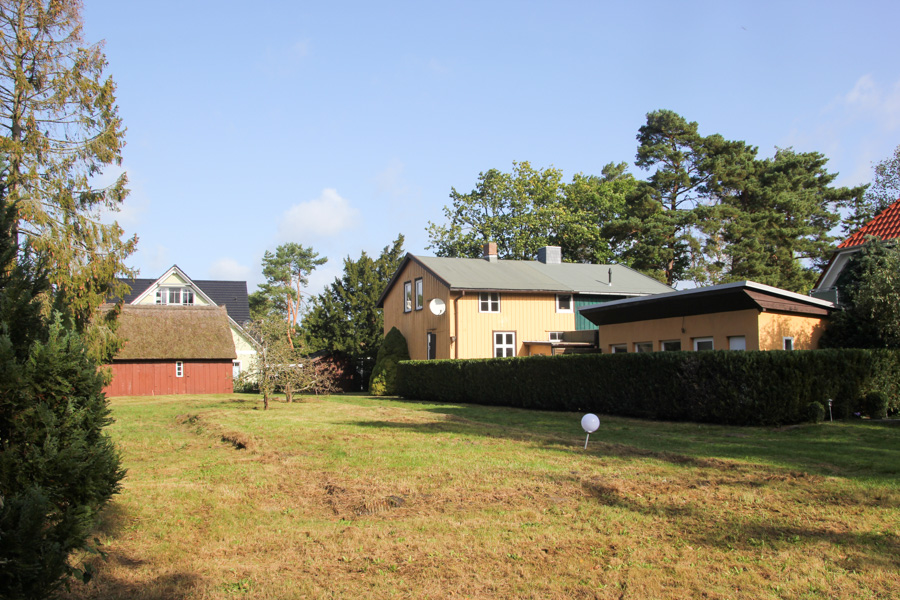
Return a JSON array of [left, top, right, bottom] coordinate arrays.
[[376, 244, 673, 360], [579, 281, 837, 353]]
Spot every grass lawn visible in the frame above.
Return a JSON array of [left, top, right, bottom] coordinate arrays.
[[61, 393, 899, 599]]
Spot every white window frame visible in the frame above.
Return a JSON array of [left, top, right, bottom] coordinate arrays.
[[634, 342, 652, 353], [661, 340, 682, 352], [610, 344, 627, 354], [176, 361, 184, 378], [403, 281, 412, 313], [556, 294, 573, 313], [415, 278, 424, 311], [232, 360, 241, 378], [493, 331, 515, 357], [783, 337, 794, 351], [693, 337, 714, 351], [728, 336, 746, 351], [479, 292, 500, 313], [549, 331, 563, 342], [156, 287, 194, 306]]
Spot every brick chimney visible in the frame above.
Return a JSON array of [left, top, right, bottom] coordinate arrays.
[[482, 242, 498, 262], [537, 246, 562, 264]]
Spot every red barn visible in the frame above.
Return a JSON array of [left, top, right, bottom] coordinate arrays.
[[104, 305, 237, 396]]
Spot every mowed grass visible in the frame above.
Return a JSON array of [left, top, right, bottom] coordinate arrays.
[[61, 393, 899, 600]]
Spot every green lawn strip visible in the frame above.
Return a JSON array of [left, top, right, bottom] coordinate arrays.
[[62, 393, 899, 600]]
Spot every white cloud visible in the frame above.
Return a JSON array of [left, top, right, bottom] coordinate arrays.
[[842, 74, 900, 129], [209, 258, 252, 281], [277, 188, 359, 241]]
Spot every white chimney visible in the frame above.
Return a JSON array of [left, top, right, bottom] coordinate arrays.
[[537, 246, 562, 264]]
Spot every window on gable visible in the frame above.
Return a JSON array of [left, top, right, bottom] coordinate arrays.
[[494, 331, 515, 357], [556, 294, 573, 313], [157, 287, 194, 305], [479, 292, 500, 313], [403, 281, 412, 313], [415, 278, 424, 311]]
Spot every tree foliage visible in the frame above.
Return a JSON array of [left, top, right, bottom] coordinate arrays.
[[426, 161, 633, 263], [843, 144, 900, 235], [256, 243, 326, 349], [0, 0, 136, 340], [820, 238, 900, 349], [0, 173, 123, 599], [303, 235, 404, 387]]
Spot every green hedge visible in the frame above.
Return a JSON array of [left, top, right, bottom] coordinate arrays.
[[396, 350, 900, 426]]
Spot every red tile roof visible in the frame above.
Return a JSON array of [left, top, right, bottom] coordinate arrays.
[[839, 198, 900, 248]]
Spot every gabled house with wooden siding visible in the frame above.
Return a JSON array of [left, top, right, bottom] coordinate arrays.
[[376, 244, 674, 360], [580, 281, 836, 353]]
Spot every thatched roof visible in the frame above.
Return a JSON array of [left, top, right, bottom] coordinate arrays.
[[113, 305, 236, 360]]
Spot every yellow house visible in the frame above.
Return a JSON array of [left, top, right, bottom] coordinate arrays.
[[376, 244, 673, 360], [579, 281, 837, 353]]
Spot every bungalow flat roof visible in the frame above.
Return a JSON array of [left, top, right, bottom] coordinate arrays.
[[579, 281, 836, 326]]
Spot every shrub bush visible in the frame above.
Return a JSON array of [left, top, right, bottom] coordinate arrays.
[[369, 327, 410, 396], [806, 401, 826, 423], [397, 349, 900, 426], [864, 391, 889, 420]]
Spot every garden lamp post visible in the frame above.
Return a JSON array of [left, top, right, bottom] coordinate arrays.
[[827, 399, 833, 422], [581, 413, 600, 450]]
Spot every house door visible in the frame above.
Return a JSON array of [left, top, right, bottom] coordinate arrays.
[[427, 332, 436, 360]]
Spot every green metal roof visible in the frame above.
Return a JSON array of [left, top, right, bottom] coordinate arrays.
[[402, 254, 674, 295]]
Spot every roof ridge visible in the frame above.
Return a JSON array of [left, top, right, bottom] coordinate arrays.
[[839, 197, 900, 248]]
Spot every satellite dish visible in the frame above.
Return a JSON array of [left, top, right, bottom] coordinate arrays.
[[428, 298, 446, 316]]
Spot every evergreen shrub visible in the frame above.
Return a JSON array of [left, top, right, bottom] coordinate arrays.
[[864, 391, 889, 420], [369, 327, 410, 396], [806, 401, 825, 424], [397, 349, 900, 426]]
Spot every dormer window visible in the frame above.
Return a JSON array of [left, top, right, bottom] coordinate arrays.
[[156, 287, 195, 305]]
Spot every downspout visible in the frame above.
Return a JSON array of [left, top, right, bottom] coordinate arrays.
[[454, 291, 464, 359]]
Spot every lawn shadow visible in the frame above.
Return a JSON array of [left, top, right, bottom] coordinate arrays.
[[356, 397, 900, 483]]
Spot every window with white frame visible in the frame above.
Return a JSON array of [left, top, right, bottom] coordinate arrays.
[[661, 340, 682, 351], [232, 360, 241, 378], [494, 331, 515, 357], [549, 331, 563, 342], [176, 361, 184, 377], [783, 337, 794, 351], [728, 336, 746, 351], [403, 281, 412, 313], [693, 337, 714, 351], [610, 344, 627, 353], [635, 342, 653, 353], [415, 278, 424, 311], [556, 294, 573, 313], [156, 287, 194, 305], [479, 292, 500, 313]]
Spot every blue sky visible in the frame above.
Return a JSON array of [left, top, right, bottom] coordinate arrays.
[[84, 0, 900, 294]]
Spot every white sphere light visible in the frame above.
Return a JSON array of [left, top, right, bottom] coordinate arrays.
[[581, 413, 600, 434]]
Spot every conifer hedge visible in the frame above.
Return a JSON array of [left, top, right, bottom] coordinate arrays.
[[396, 350, 900, 426]]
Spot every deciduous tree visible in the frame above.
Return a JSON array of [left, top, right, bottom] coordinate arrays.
[[843, 144, 900, 235]]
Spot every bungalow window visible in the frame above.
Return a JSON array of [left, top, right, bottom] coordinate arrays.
[[610, 344, 627, 353], [403, 281, 412, 313], [661, 340, 682, 351], [549, 331, 563, 342], [693, 337, 714, 351], [233, 360, 241, 378], [635, 342, 652, 353], [415, 278, 424, 311], [479, 292, 500, 313], [156, 287, 194, 305], [176, 361, 184, 377], [728, 336, 746, 351], [556, 294, 573, 313], [783, 337, 794, 351], [494, 331, 515, 357]]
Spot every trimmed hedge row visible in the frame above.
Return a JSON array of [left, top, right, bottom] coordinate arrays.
[[396, 350, 900, 426]]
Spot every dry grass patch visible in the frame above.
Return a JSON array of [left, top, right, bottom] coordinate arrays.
[[60, 393, 900, 600]]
